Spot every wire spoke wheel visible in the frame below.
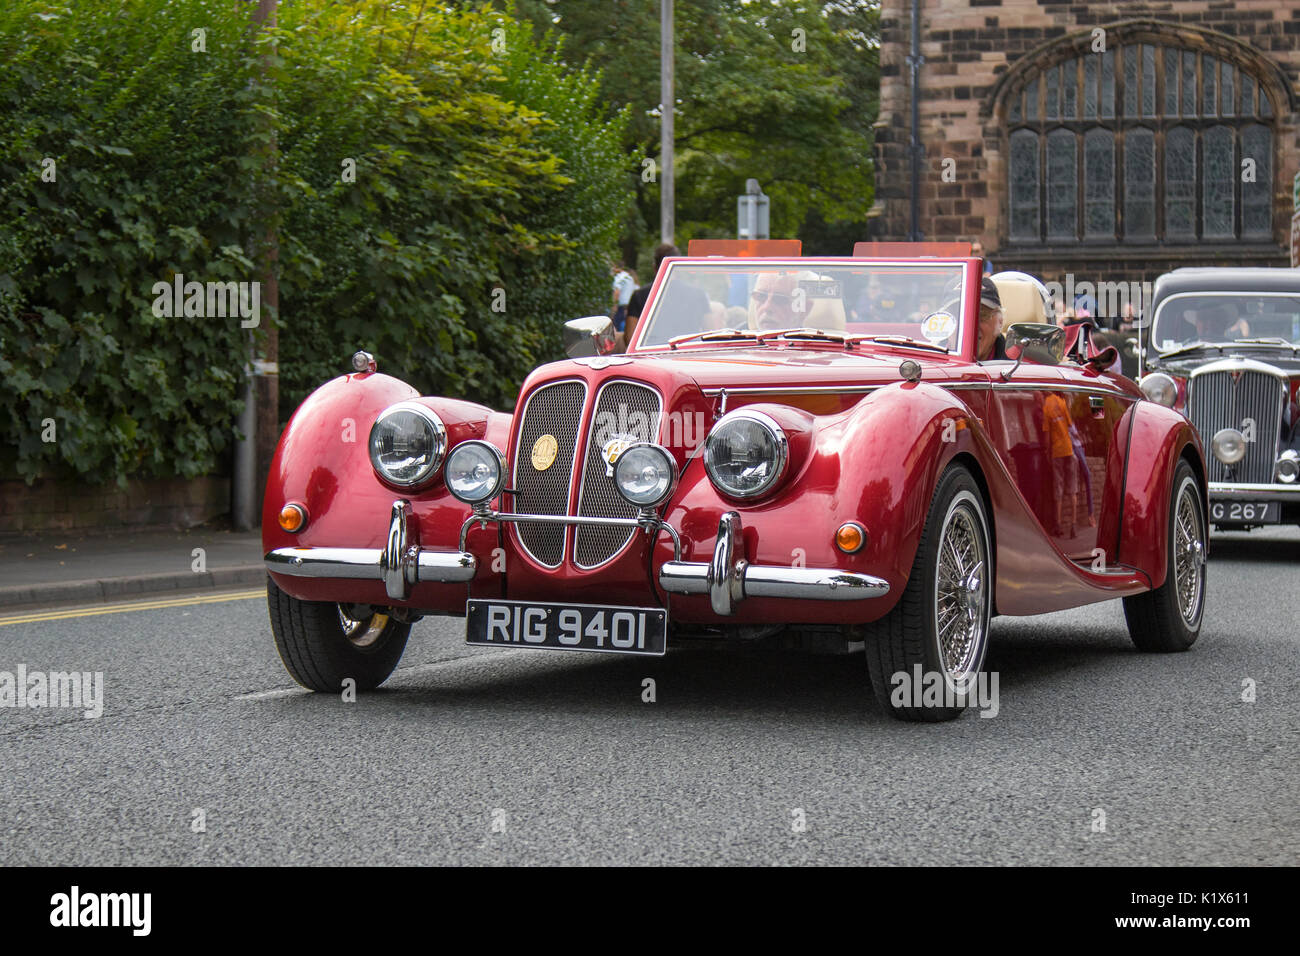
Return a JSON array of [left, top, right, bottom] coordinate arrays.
[[1172, 481, 1206, 628], [933, 496, 989, 685]]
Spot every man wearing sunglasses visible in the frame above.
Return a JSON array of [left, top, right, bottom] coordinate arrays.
[[749, 272, 813, 331]]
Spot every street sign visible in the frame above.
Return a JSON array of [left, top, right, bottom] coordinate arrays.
[[1291, 212, 1300, 269], [737, 179, 770, 240]]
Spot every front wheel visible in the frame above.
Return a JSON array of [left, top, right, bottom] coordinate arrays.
[[865, 464, 993, 721], [267, 576, 411, 692], [1122, 460, 1206, 652]]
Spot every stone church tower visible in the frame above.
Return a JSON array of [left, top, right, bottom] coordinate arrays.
[[871, 1, 1300, 287]]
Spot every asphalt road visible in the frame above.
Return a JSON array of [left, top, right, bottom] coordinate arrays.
[[1, 527, 1297, 866]]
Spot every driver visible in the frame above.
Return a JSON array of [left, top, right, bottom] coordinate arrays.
[[748, 272, 804, 331], [1194, 302, 1250, 341]]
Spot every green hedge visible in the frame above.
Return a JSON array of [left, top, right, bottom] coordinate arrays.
[[0, 0, 631, 485]]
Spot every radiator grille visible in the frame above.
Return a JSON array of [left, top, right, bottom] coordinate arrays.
[[512, 380, 586, 566], [574, 382, 663, 568], [1187, 368, 1284, 484]]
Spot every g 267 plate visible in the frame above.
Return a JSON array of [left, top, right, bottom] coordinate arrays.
[[466, 599, 667, 656], [1210, 500, 1279, 524]]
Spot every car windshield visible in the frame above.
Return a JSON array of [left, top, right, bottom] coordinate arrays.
[[635, 260, 968, 352], [1150, 293, 1300, 353]]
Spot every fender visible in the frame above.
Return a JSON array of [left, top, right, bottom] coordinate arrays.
[[1116, 400, 1207, 588], [262, 370, 511, 608], [657, 381, 988, 624]]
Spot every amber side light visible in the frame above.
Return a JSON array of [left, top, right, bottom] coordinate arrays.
[[835, 522, 865, 554], [278, 503, 307, 533]]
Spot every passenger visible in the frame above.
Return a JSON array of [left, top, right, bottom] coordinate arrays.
[[976, 277, 1009, 361]]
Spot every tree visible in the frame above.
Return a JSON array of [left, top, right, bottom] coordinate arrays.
[[511, 0, 880, 263]]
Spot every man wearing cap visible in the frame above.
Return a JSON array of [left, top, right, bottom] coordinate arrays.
[[976, 276, 1009, 362]]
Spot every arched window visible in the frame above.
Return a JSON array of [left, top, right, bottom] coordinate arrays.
[[1004, 43, 1276, 243]]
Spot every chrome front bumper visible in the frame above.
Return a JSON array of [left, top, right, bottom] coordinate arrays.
[[265, 500, 890, 613], [1208, 482, 1300, 502]]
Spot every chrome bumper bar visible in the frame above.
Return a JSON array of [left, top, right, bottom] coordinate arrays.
[[657, 512, 889, 615], [1208, 482, 1300, 502], [267, 501, 476, 601], [266, 501, 889, 613]]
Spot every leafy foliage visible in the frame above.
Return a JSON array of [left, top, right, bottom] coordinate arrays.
[[511, 0, 880, 264], [0, 0, 631, 484]]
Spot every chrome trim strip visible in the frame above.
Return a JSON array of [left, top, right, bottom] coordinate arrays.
[[700, 385, 881, 396], [459, 510, 683, 562], [1208, 483, 1300, 500], [989, 382, 1126, 397], [511, 378, 588, 569], [573, 379, 664, 570]]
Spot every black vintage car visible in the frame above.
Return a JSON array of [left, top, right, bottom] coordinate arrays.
[[1139, 267, 1300, 529]]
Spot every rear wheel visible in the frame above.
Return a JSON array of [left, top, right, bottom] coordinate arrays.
[[865, 464, 993, 721], [267, 576, 411, 691], [1123, 460, 1206, 652]]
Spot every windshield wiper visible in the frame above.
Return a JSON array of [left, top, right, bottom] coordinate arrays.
[[1155, 340, 1221, 359], [755, 327, 852, 345], [850, 334, 949, 354], [667, 328, 759, 350], [1232, 337, 1299, 349]]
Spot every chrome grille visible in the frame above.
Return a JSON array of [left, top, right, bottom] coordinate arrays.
[[574, 382, 663, 568], [513, 380, 586, 566], [1187, 369, 1284, 484]]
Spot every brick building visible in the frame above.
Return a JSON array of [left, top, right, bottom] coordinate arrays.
[[871, 1, 1300, 297]]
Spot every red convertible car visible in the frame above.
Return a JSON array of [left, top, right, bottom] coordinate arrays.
[[263, 243, 1208, 720]]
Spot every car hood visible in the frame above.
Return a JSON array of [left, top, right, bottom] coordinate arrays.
[[1152, 346, 1300, 380]]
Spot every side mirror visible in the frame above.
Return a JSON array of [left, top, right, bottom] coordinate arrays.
[[1004, 323, 1066, 366], [563, 316, 617, 358]]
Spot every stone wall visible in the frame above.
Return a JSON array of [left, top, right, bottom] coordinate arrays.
[[0, 477, 230, 535], [873, 0, 1300, 284]]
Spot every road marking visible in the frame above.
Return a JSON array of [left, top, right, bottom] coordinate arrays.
[[233, 687, 303, 702], [0, 589, 264, 627]]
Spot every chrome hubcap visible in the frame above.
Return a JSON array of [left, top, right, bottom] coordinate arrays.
[[935, 498, 989, 682], [1173, 481, 1206, 627]]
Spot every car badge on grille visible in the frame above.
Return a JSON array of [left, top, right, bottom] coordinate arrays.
[[1230, 370, 1243, 385], [531, 434, 559, 471], [602, 435, 638, 475]]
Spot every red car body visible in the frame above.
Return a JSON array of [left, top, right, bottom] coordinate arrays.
[[262, 252, 1208, 718]]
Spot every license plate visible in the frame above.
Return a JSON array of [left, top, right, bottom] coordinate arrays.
[[466, 600, 668, 656], [1210, 500, 1280, 524]]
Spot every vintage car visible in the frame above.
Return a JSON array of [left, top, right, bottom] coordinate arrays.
[[1138, 268, 1300, 530], [262, 242, 1208, 720]]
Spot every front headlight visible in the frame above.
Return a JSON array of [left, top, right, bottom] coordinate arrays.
[[704, 410, 789, 499], [444, 440, 506, 505], [1211, 428, 1247, 465], [613, 443, 677, 508], [368, 402, 447, 488], [1139, 372, 1177, 407]]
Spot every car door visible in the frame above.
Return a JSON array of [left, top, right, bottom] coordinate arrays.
[[985, 364, 1129, 561]]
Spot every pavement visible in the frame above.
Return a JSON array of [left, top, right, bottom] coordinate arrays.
[[0, 528, 264, 609], [0, 525, 1296, 865]]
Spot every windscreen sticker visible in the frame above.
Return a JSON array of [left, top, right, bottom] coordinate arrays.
[[921, 310, 957, 343]]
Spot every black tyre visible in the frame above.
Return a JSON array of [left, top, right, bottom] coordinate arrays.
[[267, 576, 411, 692], [1122, 460, 1206, 652], [865, 464, 993, 721]]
